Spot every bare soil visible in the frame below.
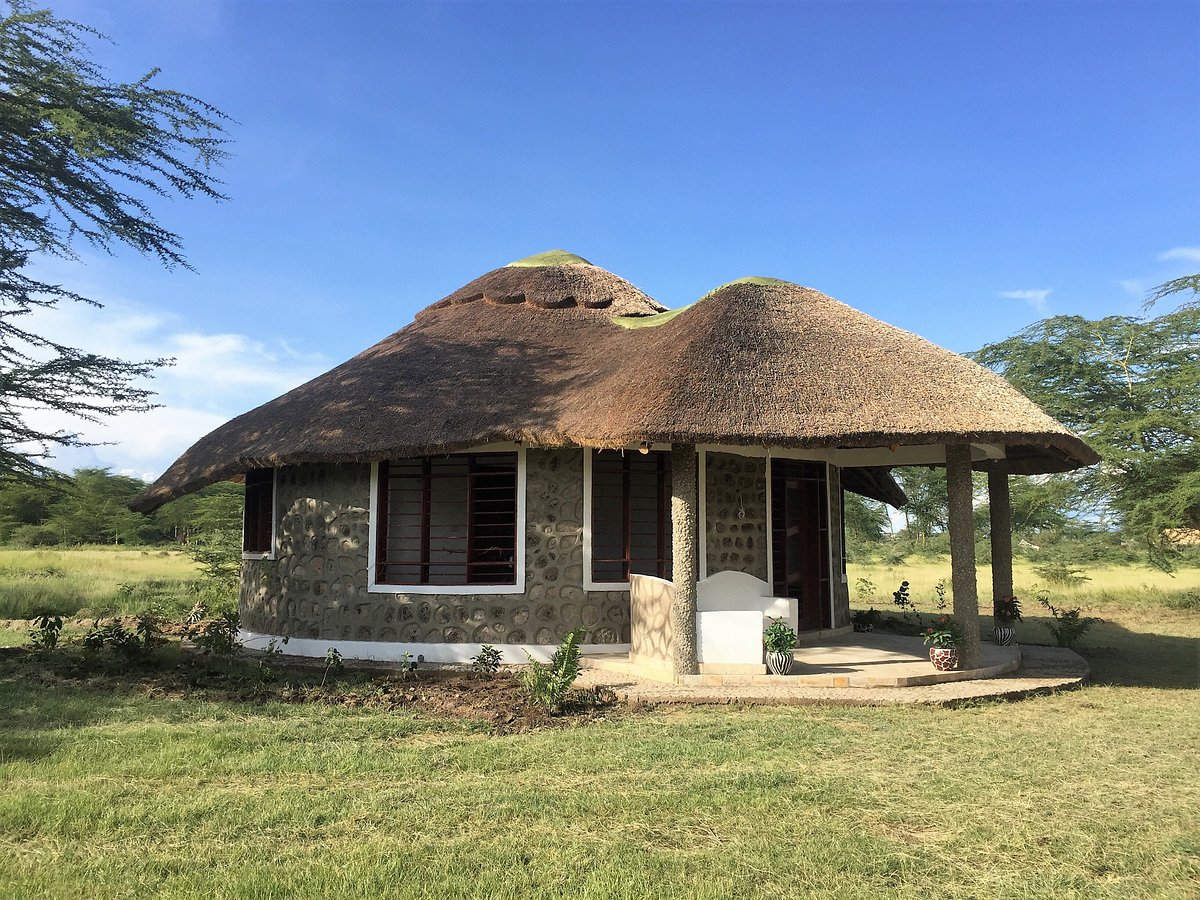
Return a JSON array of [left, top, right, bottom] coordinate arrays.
[[0, 639, 619, 734]]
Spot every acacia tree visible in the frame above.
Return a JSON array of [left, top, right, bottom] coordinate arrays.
[[974, 303, 1200, 563], [0, 2, 228, 478]]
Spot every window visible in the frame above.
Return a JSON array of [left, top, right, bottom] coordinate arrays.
[[590, 450, 671, 583], [375, 453, 519, 586], [242, 468, 274, 556]]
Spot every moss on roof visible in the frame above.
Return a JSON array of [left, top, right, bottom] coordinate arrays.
[[507, 250, 593, 267], [613, 303, 695, 329]]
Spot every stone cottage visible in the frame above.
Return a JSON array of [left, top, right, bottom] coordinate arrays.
[[131, 251, 1097, 676]]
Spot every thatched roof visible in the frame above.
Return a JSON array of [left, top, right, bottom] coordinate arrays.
[[130, 253, 1097, 512]]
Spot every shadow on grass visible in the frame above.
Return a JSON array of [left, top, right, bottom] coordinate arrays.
[[1019, 615, 1199, 690]]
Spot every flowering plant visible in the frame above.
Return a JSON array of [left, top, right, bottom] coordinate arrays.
[[921, 615, 962, 648], [993, 595, 1022, 623]]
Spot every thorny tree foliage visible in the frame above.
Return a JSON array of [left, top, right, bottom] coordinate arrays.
[[0, 3, 228, 478], [974, 289, 1199, 566]]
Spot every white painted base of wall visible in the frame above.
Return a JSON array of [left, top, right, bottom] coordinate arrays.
[[238, 629, 631, 665]]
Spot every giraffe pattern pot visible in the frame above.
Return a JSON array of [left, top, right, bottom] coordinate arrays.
[[929, 647, 960, 672]]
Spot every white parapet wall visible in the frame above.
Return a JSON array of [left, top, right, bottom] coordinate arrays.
[[238, 629, 630, 664]]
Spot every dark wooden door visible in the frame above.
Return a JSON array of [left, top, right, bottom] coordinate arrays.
[[772, 461, 832, 631]]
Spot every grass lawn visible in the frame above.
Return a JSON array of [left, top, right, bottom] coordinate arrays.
[[0, 551, 1197, 897]]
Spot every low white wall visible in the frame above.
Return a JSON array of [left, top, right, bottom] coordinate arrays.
[[238, 629, 630, 664]]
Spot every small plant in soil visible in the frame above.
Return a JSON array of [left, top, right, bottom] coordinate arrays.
[[892, 580, 918, 620], [191, 611, 241, 657], [1038, 596, 1102, 648], [522, 629, 585, 714], [850, 608, 881, 633], [256, 637, 288, 684], [471, 644, 503, 678], [854, 576, 877, 603], [321, 647, 344, 688], [27, 613, 63, 652]]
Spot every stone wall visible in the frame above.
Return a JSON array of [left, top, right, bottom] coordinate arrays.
[[240, 450, 629, 645], [703, 452, 768, 581]]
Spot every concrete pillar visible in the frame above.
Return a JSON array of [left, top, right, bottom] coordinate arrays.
[[988, 464, 1014, 608], [945, 444, 981, 669], [670, 444, 699, 677]]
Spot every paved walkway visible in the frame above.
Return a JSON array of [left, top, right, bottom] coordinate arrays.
[[576, 643, 1089, 706]]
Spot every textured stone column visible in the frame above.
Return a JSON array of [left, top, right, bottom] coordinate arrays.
[[671, 444, 699, 677], [988, 464, 1014, 608], [946, 444, 981, 670]]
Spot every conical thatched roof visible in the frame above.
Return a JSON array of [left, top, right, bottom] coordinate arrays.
[[130, 254, 1097, 512]]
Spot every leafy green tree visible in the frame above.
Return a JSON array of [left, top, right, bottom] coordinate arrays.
[[170, 481, 243, 592], [0, 470, 62, 540], [842, 490, 890, 550], [46, 466, 151, 544], [0, 2, 228, 478], [893, 466, 948, 545], [974, 306, 1199, 562]]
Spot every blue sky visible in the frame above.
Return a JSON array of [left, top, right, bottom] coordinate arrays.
[[31, 0, 1200, 480]]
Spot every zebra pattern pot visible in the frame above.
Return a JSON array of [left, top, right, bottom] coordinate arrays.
[[766, 650, 793, 676], [994, 624, 1017, 646], [929, 647, 960, 672]]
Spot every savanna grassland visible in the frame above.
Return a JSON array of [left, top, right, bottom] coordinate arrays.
[[0, 549, 1197, 899]]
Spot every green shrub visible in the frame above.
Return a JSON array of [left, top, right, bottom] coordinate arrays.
[[191, 611, 241, 657], [83, 620, 142, 658], [522, 629, 585, 714], [1033, 561, 1092, 587], [27, 613, 63, 651], [1164, 591, 1200, 612], [764, 618, 797, 653], [471, 644, 503, 678], [1038, 596, 1103, 649]]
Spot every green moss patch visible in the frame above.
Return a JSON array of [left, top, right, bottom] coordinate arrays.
[[506, 250, 593, 268], [612, 303, 695, 329]]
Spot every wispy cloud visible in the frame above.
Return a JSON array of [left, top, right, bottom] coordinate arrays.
[[998, 288, 1052, 314], [1157, 246, 1200, 264], [21, 295, 329, 480]]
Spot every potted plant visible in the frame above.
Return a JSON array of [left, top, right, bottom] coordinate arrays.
[[992, 595, 1021, 646], [851, 608, 882, 633], [922, 615, 962, 671], [764, 617, 797, 676]]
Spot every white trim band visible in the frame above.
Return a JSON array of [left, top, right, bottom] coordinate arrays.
[[238, 629, 630, 664]]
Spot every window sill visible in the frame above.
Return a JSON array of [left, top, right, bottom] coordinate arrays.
[[585, 580, 634, 592], [368, 581, 526, 596], [242, 551, 275, 562]]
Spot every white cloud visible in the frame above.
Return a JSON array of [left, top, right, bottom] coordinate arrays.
[[18, 296, 329, 480], [1157, 247, 1200, 264], [998, 288, 1052, 314], [1118, 278, 1148, 298]]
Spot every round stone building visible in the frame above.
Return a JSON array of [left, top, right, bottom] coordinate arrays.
[[132, 251, 1097, 676]]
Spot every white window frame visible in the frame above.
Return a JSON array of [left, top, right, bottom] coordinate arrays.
[[241, 468, 278, 561], [367, 443, 527, 596], [583, 445, 672, 591]]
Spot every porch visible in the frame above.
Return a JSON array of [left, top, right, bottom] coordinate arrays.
[[582, 630, 1021, 688], [578, 639, 1088, 705]]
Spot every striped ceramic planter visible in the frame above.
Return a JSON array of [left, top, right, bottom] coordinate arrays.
[[766, 650, 793, 676], [993, 624, 1017, 646], [929, 647, 960, 672]]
